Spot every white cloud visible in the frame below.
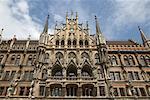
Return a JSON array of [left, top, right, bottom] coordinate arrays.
[[104, 0, 150, 40], [0, 0, 41, 40]]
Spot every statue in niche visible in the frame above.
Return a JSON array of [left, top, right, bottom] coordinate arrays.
[[29, 81, 35, 98], [7, 79, 18, 97]]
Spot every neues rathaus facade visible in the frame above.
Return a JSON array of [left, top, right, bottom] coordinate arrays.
[[0, 12, 150, 100]]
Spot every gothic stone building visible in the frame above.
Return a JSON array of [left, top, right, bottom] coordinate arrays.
[[0, 12, 150, 100]]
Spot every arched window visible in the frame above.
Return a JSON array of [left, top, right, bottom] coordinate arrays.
[[15, 55, 21, 65], [27, 55, 32, 66], [140, 56, 146, 66], [52, 65, 62, 76], [44, 53, 49, 63], [85, 40, 89, 46], [145, 55, 150, 65], [81, 52, 90, 61], [73, 39, 76, 46], [128, 55, 135, 65], [56, 52, 63, 63], [61, 40, 64, 46], [67, 65, 77, 77], [0, 55, 4, 63], [42, 69, 47, 79], [50, 84, 62, 96], [56, 40, 59, 46], [10, 55, 16, 64], [68, 52, 77, 63], [68, 39, 71, 46], [79, 40, 83, 47], [32, 55, 36, 65], [81, 65, 92, 77], [124, 56, 129, 66], [111, 55, 118, 66], [95, 53, 99, 64], [82, 84, 94, 96]]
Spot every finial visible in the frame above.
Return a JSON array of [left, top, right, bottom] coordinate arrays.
[[86, 21, 88, 27], [0, 28, 4, 35], [28, 34, 31, 40], [66, 11, 68, 18], [76, 12, 78, 18], [71, 11, 73, 20], [138, 26, 141, 31], [14, 35, 16, 38], [55, 21, 58, 29], [95, 15, 97, 20]]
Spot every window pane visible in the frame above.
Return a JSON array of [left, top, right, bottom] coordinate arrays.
[[110, 72, 115, 80], [119, 88, 125, 96], [134, 72, 140, 80], [115, 72, 121, 80], [99, 86, 105, 96], [39, 86, 45, 96], [139, 88, 146, 96], [113, 88, 118, 96]]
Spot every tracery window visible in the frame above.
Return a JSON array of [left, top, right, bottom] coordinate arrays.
[[81, 52, 90, 61], [67, 65, 77, 77], [68, 39, 71, 47], [81, 65, 92, 77], [68, 52, 77, 63], [52, 65, 62, 76], [73, 39, 76, 46], [61, 40, 64, 46], [55, 52, 63, 63], [56, 40, 59, 46], [79, 40, 83, 47]]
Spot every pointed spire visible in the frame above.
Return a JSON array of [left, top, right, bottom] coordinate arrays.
[[0, 28, 4, 44], [28, 34, 31, 40], [95, 16, 102, 34], [138, 26, 147, 43], [76, 12, 78, 19], [95, 16, 106, 45], [66, 11, 68, 19], [138, 26, 150, 47], [71, 11, 73, 20], [42, 14, 49, 34]]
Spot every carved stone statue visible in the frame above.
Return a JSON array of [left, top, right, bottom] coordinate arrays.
[[29, 81, 35, 98], [7, 79, 18, 97]]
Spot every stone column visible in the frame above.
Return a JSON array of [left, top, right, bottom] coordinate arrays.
[[97, 86, 100, 96], [63, 68, 66, 78], [78, 87, 82, 96], [62, 86, 66, 96]]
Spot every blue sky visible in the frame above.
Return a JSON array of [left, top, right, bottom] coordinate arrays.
[[0, 0, 150, 43]]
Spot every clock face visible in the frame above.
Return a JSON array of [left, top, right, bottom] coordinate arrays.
[[70, 28, 74, 32]]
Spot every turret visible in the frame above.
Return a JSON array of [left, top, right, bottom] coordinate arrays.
[[95, 16, 106, 45], [138, 26, 150, 48]]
